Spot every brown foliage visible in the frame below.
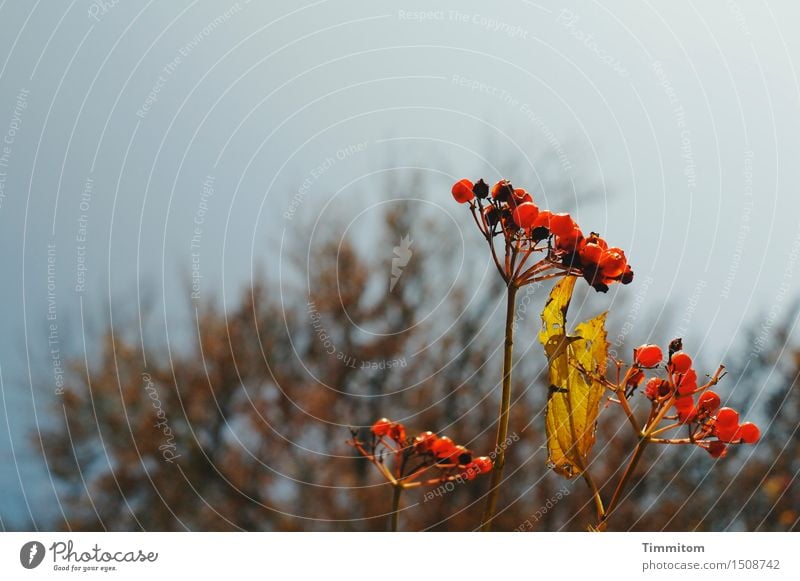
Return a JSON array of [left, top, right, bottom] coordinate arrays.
[[39, 204, 799, 531]]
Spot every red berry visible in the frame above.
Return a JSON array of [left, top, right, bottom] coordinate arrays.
[[413, 431, 438, 452], [513, 188, 533, 205], [634, 344, 663, 367], [463, 462, 479, 480], [736, 422, 760, 444], [598, 248, 627, 278], [677, 406, 696, 424], [554, 227, 584, 253], [670, 351, 692, 374], [473, 456, 492, 474], [512, 202, 539, 228], [644, 377, 664, 400], [451, 179, 474, 203], [697, 390, 721, 413], [463, 457, 492, 479], [531, 210, 552, 230], [584, 232, 608, 250], [491, 180, 513, 201], [707, 441, 727, 458], [431, 436, 456, 459], [579, 242, 604, 265], [716, 424, 738, 443], [389, 422, 406, 443], [674, 395, 694, 410], [549, 213, 576, 237], [627, 368, 645, 387], [677, 369, 698, 395], [371, 418, 392, 437], [716, 407, 739, 427]]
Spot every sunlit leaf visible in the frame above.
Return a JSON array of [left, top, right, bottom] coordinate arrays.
[[539, 277, 608, 478]]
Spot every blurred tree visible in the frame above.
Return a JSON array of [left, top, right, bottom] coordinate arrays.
[[36, 178, 799, 532]]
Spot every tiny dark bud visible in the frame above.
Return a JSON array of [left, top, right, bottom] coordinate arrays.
[[620, 269, 634, 285], [483, 206, 500, 227], [580, 263, 601, 286], [531, 226, 550, 241], [668, 338, 683, 357], [473, 178, 489, 199], [561, 252, 581, 270]]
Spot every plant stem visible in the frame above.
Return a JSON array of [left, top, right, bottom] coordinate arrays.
[[390, 484, 402, 532], [480, 283, 519, 531], [600, 438, 648, 529], [582, 470, 605, 522]]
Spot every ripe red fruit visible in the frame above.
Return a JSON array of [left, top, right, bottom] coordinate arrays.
[[677, 369, 698, 396], [579, 242, 604, 265], [670, 351, 692, 374], [634, 344, 663, 367], [413, 431, 438, 452], [472, 456, 492, 474], [707, 441, 727, 458], [598, 248, 627, 278], [549, 213, 576, 237], [389, 422, 406, 443], [716, 407, 739, 427], [512, 202, 539, 228], [584, 232, 608, 250], [736, 422, 761, 444], [431, 436, 456, 459], [531, 210, 552, 230], [513, 188, 533, 205], [716, 424, 738, 443], [451, 179, 475, 203], [677, 406, 696, 424], [554, 227, 584, 253], [491, 180, 514, 201], [644, 377, 664, 400], [674, 395, 694, 410], [627, 368, 645, 387], [371, 418, 392, 437], [697, 391, 721, 413], [463, 463, 479, 480], [464, 457, 492, 479]]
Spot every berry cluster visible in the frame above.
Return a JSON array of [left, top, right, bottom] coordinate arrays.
[[628, 340, 760, 458], [348, 418, 493, 487], [452, 178, 633, 292]]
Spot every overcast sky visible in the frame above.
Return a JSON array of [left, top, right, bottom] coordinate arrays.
[[1, 0, 799, 528]]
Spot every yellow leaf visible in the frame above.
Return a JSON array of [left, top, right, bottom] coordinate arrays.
[[539, 277, 608, 478]]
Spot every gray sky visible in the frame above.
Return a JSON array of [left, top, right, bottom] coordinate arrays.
[[1, 0, 799, 528]]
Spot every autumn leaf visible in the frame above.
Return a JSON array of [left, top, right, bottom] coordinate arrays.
[[539, 276, 608, 478]]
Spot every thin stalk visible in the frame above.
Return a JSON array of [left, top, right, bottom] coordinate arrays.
[[480, 283, 519, 531], [648, 422, 681, 437], [582, 470, 605, 522], [600, 437, 648, 528], [390, 485, 402, 532]]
